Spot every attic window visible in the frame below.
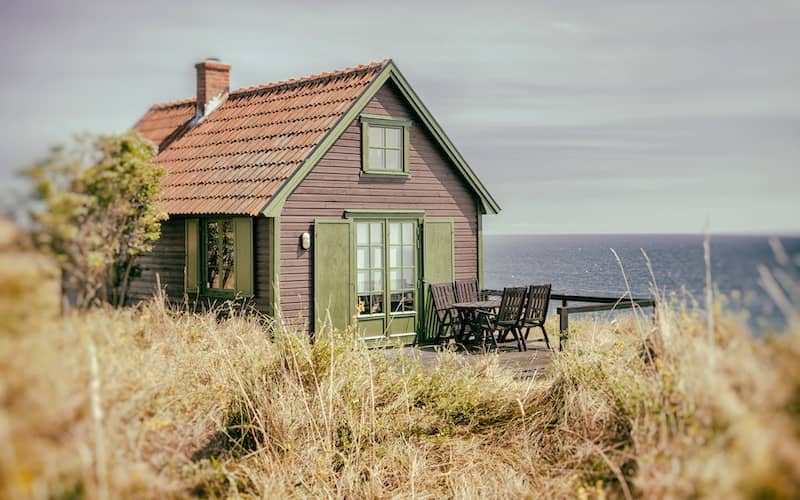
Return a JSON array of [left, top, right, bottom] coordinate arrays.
[[360, 114, 411, 177]]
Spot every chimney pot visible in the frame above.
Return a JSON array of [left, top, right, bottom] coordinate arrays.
[[195, 58, 230, 116]]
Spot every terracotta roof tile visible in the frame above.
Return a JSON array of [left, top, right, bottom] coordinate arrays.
[[134, 60, 387, 215]]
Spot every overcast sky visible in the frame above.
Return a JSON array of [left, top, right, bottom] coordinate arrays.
[[1, 0, 798, 234]]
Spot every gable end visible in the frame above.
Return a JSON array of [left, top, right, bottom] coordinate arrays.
[[260, 61, 500, 216]]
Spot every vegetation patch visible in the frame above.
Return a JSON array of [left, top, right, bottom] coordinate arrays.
[[1, 260, 799, 497]]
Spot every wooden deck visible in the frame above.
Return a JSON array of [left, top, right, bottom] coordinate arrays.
[[385, 338, 553, 379]]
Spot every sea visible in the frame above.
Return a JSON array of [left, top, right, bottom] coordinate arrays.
[[484, 234, 800, 331]]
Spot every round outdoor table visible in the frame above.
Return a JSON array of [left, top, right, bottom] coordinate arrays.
[[452, 299, 500, 342]]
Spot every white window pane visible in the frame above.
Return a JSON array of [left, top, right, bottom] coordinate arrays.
[[369, 294, 383, 314], [357, 295, 369, 315], [385, 127, 401, 148], [368, 126, 384, 147], [402, 223, 413, 244], [389, 223, 401, 244], [371, 247, 383, 269], [403, 268, 415, 288], [385, 149, 401, 171], [357, 247, 368, 269], [389, 246, 401, 267], [356, 223, 368, 244], [402, 246, 414, 267], [357, 271, 368, 293], [370, 223, 383, 244], [389, 270, 401, 291], [372, 270, 383, 291], [404, 291, 415, 312], [390, 292, 403, 313], [369, 148, 384, 169]]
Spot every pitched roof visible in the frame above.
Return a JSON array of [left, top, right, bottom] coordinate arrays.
[[134, 61, 387, 215], [134, 60, 500, 216]]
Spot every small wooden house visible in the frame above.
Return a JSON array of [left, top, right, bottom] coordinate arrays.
[[130, 59, 499, 343]]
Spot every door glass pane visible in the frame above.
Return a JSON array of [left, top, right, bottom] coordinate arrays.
[[402, 246, 414, 268], [403, 291, 415, 311], [402, 223, 413, 244], [389, 269, 401, 290], [369, 126, 384, 147], [369, 294, 383, 314], [356, 223, 368, 244], [389, 246, 401, 267], [357, 270, 368, 293], [357, 295, 369, 315], [357, 247, 368, 268], [390, 292, 403, 313], [371, 270, 383, 291], [369, 148, 384, 169], [389, 223, 401, 244], [385, 127, 401, 148], [370, 223, 383, 243], [385, 149, 401, 170], [403, 268, 414, 288], [371, 247, 383, 269]]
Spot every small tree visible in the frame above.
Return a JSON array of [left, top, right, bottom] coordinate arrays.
[[22, 131, 167, 308]]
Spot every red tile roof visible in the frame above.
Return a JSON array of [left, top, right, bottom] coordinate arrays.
[[134, 61, 387, 215]]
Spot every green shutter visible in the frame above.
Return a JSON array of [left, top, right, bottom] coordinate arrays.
[[420, 219, 454, 343], [185, 218, 200, 294], [314, 219, 353, 333], [234, 217, 254, 297]]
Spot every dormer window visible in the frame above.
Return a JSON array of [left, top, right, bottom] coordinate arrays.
[[360, 114, 411, 177]]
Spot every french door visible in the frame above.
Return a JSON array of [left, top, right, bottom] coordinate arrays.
[[313, 216, 453, 344], [354, 219, 418, 340]]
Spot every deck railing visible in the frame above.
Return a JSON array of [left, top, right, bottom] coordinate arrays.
[[482, 289, 657, 350]]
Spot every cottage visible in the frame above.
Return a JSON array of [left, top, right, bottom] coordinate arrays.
[[130, 59, 499, 343]]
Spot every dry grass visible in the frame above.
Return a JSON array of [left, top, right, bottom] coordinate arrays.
[[1, 258, 799, 498]]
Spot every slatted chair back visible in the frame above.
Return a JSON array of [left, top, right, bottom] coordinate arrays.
[[524, 284, 552, 324], [454, 278, 480, 303], [496, 287, 527, 325], [430, 282, 457, 321]]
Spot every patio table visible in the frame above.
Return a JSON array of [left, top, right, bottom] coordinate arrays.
[[452, 299, 500, 342]]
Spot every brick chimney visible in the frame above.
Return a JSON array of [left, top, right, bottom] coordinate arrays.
[[195, 58, 230, 116]]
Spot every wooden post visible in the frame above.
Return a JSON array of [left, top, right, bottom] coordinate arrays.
[[558, 307, 569, 351]]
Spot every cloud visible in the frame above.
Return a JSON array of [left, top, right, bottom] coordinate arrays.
[[0, 0, 798, 233]]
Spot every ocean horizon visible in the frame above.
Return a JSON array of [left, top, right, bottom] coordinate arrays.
[[483, 233, 800, 330]]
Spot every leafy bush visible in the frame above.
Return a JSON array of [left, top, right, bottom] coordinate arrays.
[[22, 132, 166, 308]]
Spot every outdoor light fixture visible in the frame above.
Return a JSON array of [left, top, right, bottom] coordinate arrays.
[[301, 232, 311, 250]]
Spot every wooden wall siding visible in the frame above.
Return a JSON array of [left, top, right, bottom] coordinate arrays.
[[251, 216, 273, 312], [127, 216, 273, 312], [279, 81, 479, 327], [128, 218, 185, 304]]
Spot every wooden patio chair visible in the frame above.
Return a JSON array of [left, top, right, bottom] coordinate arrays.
[[520, 284, 552, 350], [429, 282, 458, 345], [454, 278, 480, 303], [475, 286, 527, 351]]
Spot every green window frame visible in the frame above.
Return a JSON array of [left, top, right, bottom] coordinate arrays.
[[185, 217, 254, 298], [203, 218, 236, 294], [360, 114, 411, 177], [354, 218, 418, 318]]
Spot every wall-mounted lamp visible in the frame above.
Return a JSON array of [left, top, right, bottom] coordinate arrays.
[[300, 231, 311, 250]]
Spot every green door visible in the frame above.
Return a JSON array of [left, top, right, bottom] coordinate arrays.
[[354, 220, 419, 345], [314, 219, 353, 333], [419, 219, 454, 344]]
